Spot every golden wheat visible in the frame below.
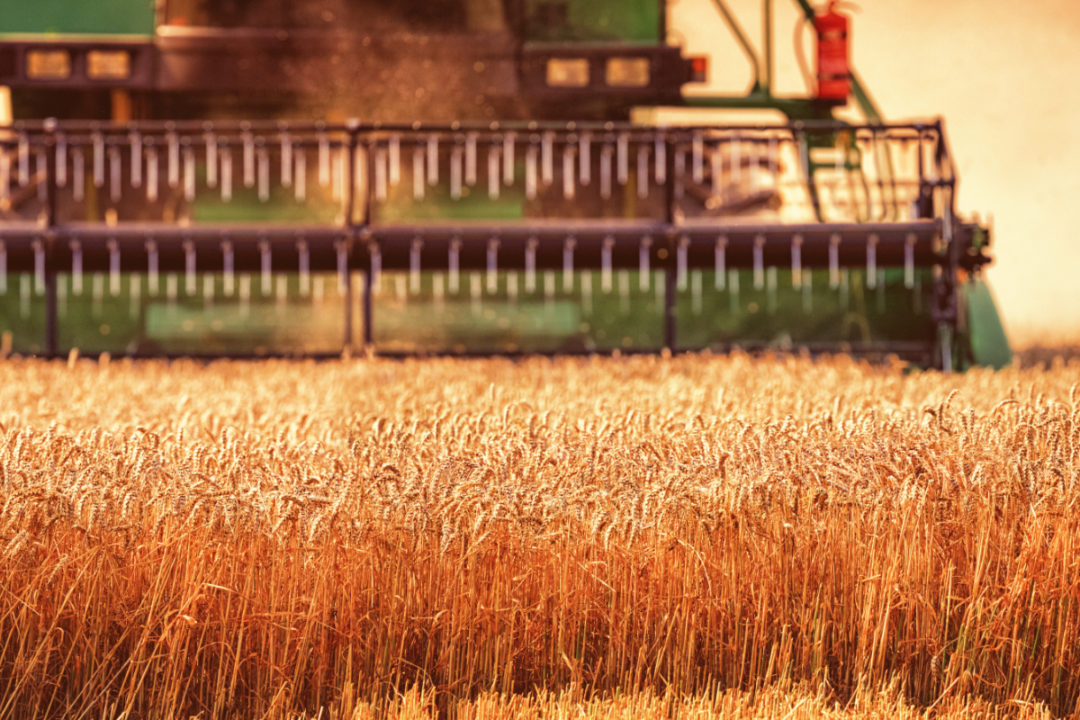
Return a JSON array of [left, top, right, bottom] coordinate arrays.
[[0, 353, 1076, 719]]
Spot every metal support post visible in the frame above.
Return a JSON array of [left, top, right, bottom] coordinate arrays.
[[663, 134, 678, 351], [342, 121, 359, 352], [43, 118, 59, 358]]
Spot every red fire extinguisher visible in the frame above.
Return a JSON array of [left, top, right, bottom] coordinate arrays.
[[814, 1, 850, 101]]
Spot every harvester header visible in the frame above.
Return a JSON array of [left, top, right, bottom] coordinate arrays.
[[0, 0, 1011, 368]]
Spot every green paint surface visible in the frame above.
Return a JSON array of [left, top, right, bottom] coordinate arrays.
[[525, 0, 660, 43], [0, 0, 155, 37]]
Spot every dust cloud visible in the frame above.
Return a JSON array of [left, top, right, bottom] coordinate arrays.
[[669, 0, 1080, 345]]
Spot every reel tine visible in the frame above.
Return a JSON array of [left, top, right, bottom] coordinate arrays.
[[465, 132, 478, 187], [600, 144, 613, 200], [56, 132, 68, 188], [677, 235, 688, 291], [108, 237, 120, 296], [639, 236, 652, 292], [541, 131, 554, 186], [753, 235, 765, 290], [616, 131, 629, 186], [905, 233, 916, 288], [692, 131, 704, 184], [109, 146, 122, 203], [388, 134, 401, 187], [728, 268, 740, 315], [562, 236, 575, 291], [791, 234, 803, 289], [427, 134, 439, 186], [17, 132, 30, 186], [294, 146, 306, 202], [840, 268, 850, 308], [487, 237, 499, 294], [375, 145, 389, 202], [298, 238, 310, 296], [136, 145, 149, 200], [242, 127, 255, 188], [183, 143, 197, 203], [259, 237, 271, 295], [654, 134, 666, 185], [413, 146, 426, 200], [222, 240, 234, 297], [32, 239, 45, 295], [280, 131, 293, 188], [369, 241, 382, 294], [562, 143, 575, 200], [489, 144, 501, 200], [92, 131, 105, 188], [183, 238, 197, 296], [715, 235, 726, 290], [337, 239, 350, 294], [618, 269, 630, 313], [167, 128, 180, 189], [673, 146, 684, 200], [637, 145, 649, 199], [410, 237, 423, 294], [525, 237, 537, 293], [866, 234, 878, 289], [503, 131, 516, 186], [205, 129, 218, 188], [450, 144, 463, 200], [396, 273, 406, 303], [525, 142, 538, 200], [601, 235, 614, 293], [318, 130, 331, 187], [145, 238, 158, 295], [220, 145, 233, 202], [448, 237, 460, 294], [166, 273, 177, 306], [333, 145, 347, 202], [544, 270, 555, 306], [70, 240, 83, 295], [691, 270, 702, 315], [257, 141, 270, 202], [829, 233, 841, 288], [0, 151, 9, 204], [766, 267, 778, 314], [0, 241, 6, 295], [578, 131, 591, 186], [36, 150, 47, 203], [580, 270, 592, 316]]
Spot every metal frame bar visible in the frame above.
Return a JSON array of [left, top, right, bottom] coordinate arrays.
[[0, 118, 975, 367]]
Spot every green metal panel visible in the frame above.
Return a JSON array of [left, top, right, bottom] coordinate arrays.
[[0, 0, 155, 37], [963, 278, 1013, 369], [525, 0, 660, 43]]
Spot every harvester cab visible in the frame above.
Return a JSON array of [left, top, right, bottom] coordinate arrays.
[[0, 0, 1012, 368]]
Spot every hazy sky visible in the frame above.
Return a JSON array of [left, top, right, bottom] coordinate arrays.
[[670, 0, 1080, 343]]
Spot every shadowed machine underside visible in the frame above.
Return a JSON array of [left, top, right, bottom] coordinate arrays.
[[0, 0, 1012, 369]]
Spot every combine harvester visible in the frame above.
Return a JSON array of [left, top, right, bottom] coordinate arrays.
[[0, 0, 1011, 369]]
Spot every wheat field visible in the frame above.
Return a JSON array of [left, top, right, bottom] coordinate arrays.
[[0, 353, 1077, 719]]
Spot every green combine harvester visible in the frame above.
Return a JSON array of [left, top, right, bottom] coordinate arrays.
[[0, 0, 1011, 368]]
